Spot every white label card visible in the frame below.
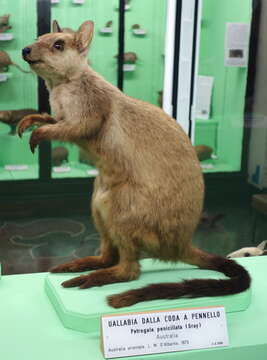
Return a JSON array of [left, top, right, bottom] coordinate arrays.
[[195, 76, 214, 120], [100, 27, 113, 34], [0, 73, 7, 82], [123, 64, 136, 72], [0, 33, 13, 41], [225, 23, 250, 67], [73, 0, 84, 3], [133, 29, 147, 36], [5, 164, 29, 171], [101, 306, 229, 358], [53, 166, 71, 173]]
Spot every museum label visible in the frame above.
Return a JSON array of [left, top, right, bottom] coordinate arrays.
[[101, 306, 229, 358]]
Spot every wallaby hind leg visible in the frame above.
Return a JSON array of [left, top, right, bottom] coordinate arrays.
[[50, 206, 119, 273], [50, 242, 118, 273], [61, 246, 140, 289]]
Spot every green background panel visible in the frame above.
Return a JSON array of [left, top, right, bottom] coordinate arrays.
[[196, 0, 252, 172], [0, 0, 38, 178], [123, 0, 167, 106]]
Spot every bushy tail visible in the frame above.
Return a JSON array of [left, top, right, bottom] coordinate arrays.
[[108, 249, 251, 308]]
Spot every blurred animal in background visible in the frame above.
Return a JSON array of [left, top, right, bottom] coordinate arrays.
[[115, 52, 138, 64], [0, 50, 31, 73], [195, 145, 213, 161], [0, 14, 11, 33], [105, 20, 113, 28], [132, 24, 141, 30], [0, 109, 39, 135], [52, 146, 69, 167], [227, 240, 267, 258]]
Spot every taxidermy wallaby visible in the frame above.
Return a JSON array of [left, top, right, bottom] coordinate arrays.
[[18, 20, 250, 308]]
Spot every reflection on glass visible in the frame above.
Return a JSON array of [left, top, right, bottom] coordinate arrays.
[[0, 0, 38, 180], [193, 0, 252, 173]]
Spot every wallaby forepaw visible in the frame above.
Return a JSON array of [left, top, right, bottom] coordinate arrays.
[[107, 292, 138, 308], [29, 128, 46, 153], [17, 114, 44, 138]]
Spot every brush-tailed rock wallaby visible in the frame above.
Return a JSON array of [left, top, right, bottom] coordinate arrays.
[[18, 20, 251, 308]]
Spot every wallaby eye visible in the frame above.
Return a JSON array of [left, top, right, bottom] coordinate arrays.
[[244, 252, 251, 257], [53, 40, 64, 51]]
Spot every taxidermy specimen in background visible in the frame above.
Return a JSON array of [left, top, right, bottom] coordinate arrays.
[[227, 240, 267, 258], [0, 50, 31, 73], [18, 20, 251, 308], [52, 146, 69, 167], [194, 145, 213, 162], [114, 51, 138, 64], [105, 20, 113, 28], [0, 14, 11, 33], [0, 109, 39, 135]]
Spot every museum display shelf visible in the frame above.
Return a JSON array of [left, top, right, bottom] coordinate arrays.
[[0, 257, 266, 359], [45, 259, 252, 334]]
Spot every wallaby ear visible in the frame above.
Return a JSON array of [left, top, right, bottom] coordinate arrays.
[[75, 21, 94, 55], [52, 20, 62, 33], [261, 250, 267, 256]]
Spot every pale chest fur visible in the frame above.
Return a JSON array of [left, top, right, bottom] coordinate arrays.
[[49, 84, 81, 123], [93, 176, 111, 222]]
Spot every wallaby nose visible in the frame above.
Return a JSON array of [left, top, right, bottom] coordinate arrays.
[[22, 47, 32, 57]]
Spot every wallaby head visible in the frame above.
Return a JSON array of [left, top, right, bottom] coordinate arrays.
[[22, 20, 94, 81], [0, 111, 11, 122]]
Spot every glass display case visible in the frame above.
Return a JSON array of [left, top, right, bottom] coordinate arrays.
[[1, 1, 267, 359], [0, 0, 263, 267], [193, 0, 252, 173], [0, 0, 39, 180]]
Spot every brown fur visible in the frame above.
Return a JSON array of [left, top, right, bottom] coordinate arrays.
[[18, 20, 251, 308]]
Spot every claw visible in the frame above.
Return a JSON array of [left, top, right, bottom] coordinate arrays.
[[30, 141, 36, 154], [29, 129, 43, 154]]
